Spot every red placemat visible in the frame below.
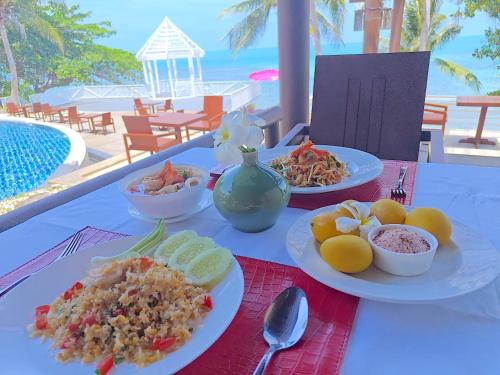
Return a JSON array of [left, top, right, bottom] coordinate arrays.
[[0, 227, 358, 374], [207, 160, 417, 210]]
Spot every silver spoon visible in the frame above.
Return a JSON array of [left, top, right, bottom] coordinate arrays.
[[252, 287, 308, 375]]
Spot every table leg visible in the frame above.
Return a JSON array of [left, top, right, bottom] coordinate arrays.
[[458, 106, 495, 148], [90, 118, 96, 133]]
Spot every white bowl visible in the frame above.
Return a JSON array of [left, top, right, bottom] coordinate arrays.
[[368, 224, 438, 276], [119, 163, 208, 219]]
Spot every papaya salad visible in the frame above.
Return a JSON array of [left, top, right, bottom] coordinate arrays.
[[270, 140, 350, 187]]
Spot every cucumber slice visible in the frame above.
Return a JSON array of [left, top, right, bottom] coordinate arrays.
[[168, 237, 216, 271], [154, 230, 198, 263], [184, 247, 234, 288]]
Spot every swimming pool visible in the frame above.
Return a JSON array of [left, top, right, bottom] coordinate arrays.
[[0, 121, 72, 200]]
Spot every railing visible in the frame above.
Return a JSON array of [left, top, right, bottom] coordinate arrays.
[[29, 81, 259, 106]]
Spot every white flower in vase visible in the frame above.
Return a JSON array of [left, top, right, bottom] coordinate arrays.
[[213, 110, 264, 165]]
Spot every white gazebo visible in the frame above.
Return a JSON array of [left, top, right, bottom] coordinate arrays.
[[136, 17, 205, 99]]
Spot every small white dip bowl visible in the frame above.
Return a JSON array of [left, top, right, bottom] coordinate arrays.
[[119, 163, 208, 219], [368, 224, 438, 276]]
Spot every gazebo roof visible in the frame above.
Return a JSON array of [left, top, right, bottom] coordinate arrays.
[[136, 17, 205, 61]]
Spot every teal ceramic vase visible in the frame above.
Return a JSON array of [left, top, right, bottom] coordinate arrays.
[[213, 151, 291, 232]]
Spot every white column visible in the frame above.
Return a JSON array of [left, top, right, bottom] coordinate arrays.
[[188, 57, 195, 96], [167, 59, 175, 98], [172, 59, 178, 84], [153, 60, 161, 96], [147, 60, 156, 98], [142, 61, 149, 84], [196, 56, 203, 81]]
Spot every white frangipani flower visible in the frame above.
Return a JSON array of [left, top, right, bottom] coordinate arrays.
[[335, 201, 381, 239], [213, 110, 264, 165]]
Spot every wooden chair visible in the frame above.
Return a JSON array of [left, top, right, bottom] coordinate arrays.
[[155, 99, 174, 112], [185, 96, 225, 140], [122, 115, 181, 164], [284, 52, 431, 161], [25, 102, 43, 119], [92, 112, 116, 134], [6, 102, 24, 116], [64, 106, 90, 131], [136, 106, 152, 116], [423, 102, 448, 134], [41, 103, 64, 122]]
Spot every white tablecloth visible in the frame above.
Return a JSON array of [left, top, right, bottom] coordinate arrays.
[[1, 148, 499, 374]]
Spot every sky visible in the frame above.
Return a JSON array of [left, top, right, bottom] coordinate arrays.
[[66, 0, 493, 53]]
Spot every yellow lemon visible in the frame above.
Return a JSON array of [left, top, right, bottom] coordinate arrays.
[[405, 207, 452, 246], [311, 211, 358, 243], [335, 200, 357, 217], [370, 199, 406, 224], [320, 235, 373, 273]]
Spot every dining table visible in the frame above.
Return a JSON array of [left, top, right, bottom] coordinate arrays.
[[0, 146, 499, 374], [457, 96, 500, 148], [149, 112, 207, 140], [78, 112, 106, 133]]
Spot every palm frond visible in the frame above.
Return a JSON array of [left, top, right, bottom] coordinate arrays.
[[220, 0, 274, 17], [222, 2, 273, 56], [15, 0, 65, 53], [315, 0, 345, 44], [315, 10, 343, 44], [430, 23, 461, 50], [434, 58, 482, 92]]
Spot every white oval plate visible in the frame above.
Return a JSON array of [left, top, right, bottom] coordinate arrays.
[[286, 205, 500, 303], [129, 189, 213, 224], [260, 145, 384, 194], [0, 237, 244, 374]]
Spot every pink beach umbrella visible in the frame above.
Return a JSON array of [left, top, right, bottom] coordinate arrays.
[[248, 69, 279, 81]]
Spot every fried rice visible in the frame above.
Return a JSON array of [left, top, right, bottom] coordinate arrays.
[[29, 257, 211, 367]]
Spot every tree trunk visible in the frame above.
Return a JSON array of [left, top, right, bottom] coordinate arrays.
[[419, 0, 431, 51], [389, 0, 405, 52], [0, 21, 20, 104], [363, 0, 383, 53], [309, 0, 321, 55]]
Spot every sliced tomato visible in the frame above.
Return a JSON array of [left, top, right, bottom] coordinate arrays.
[[35, 316, 47, 330], [82, 312, 97, 326], [63, 289, 73, 300], [127, 288, 139, 297], [35, 305, 50, 316], [71, 281, 83, 291], [138, 257, 152, 269], [59, 337, 73, 349], [203, 295, 213, 309], [95, 354, 114, 375], [68, 322, 80, 333], [151, 337, 176, 351]]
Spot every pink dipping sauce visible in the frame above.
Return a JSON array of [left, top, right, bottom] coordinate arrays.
[[373, 228, 430, 254]]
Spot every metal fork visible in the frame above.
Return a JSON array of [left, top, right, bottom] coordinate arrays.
[[0, 231, 84, 297], [391, 166, 408, 198]]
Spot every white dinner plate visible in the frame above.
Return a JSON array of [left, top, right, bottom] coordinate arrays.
[[260, 145, 384, 194], [0, 237, 244, 374], [286, 205, 500, 303], [129, 189, 213, 224]]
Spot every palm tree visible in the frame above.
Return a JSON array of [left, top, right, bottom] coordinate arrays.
[[221, 0, 345, 56], [401, 0, 481, 91], [0, 0, 63, 104]]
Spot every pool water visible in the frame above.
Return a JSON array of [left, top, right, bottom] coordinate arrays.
[[0, 122, 71, 200]]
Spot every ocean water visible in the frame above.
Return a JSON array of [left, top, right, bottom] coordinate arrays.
[[173, 35, 498, 108]]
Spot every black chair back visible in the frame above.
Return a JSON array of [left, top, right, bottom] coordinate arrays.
[[310, 52, 430, 161]]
